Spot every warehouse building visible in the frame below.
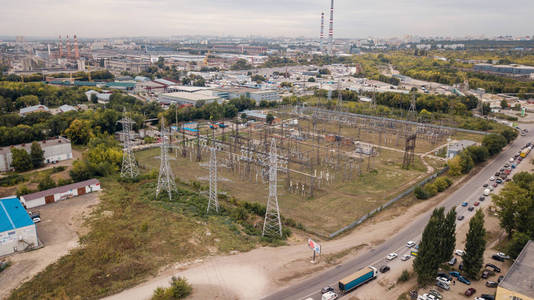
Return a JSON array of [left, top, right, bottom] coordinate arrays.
[[474, 63, 534, 76], [158, 91, 221, 106], [0, 197, 38, 256], [0, 137, 72, 172], [496, 240, 534, 300], [20, 179, 101, 209]]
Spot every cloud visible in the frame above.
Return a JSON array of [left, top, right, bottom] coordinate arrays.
[[0, 0, 532, 38]]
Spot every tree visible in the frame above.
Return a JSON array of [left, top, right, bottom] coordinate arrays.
[[414, 214, 442, 285], [481, 102, 491, 115], [11, 148, 32, 172], [500, 99, 508, 109], [500, 128, 518, 143], [266, 113, 274, 125], [482, 133, 507, 156], [492, 181, 532, 237], [90, 93, 98, 104], [465, 145, 489, 164], [441, 208, 457, 262], [15, 95, 39, 109], [30, 142, 45, 169], [38, 176, 56, 191], [463, 210, 486, 279], [65, 119, 94, 145], [458, 151, 475, 174], [152, 276, 192, 300]]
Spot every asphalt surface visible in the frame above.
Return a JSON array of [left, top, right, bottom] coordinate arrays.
[[263, 125, 534, 300]]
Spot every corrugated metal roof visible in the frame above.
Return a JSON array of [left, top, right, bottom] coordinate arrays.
[[22, 179, 100, 202], [0, 197, 33, 232]]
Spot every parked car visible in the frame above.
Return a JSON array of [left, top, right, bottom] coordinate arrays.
[[386, 253, 398, 261], [436, 276, 450, 285], [31, 217, 41, 223], [491, 254, 505, 262], [486, 281, 498, 288], [481, 269, 490, 279], [483, 183, 488, 187], [321, 286, 334, 294], [480, 294, 495, 300], [498, 275, 504, 283], [489, 176, 495, 181], [321, 291, 338, 300], [492, 183, 498, 188], [428, 289, 442, 299], [494, 172, 500, 176], [486, 263, 501, 272], [457, 275, 471, 285], [496, 178, 503, 184], [435, 280, 450, 290], [379, 265, 390, 273], [449, 271, 460, 278], [474, 201, 480, 206], [457, 215, 465, 221], [448, 257, 457, 265], [455, 249, 465, 256], [479, 196, 485, 201], [437, 272, 452, 281], [401, 255, 411, 261], [406, 241, 416, 248], [495, 252, 510, 260], [461, 202, 468, 207], [468, 206, 475, 211], [464, 287, 476, 296]]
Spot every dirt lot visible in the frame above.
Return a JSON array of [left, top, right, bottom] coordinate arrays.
[[0, 191, 100, 299]]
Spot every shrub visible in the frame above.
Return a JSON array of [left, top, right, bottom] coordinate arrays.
[[397, 270, 411, 283], [0, 174, 25, 187], [414, 186, 428, 199], [482, 133, 507, 156], [38, 176, 56, 191], [434, 177, 451, 192], [422, 183, 438, 198], [152, 276, 192, 300]]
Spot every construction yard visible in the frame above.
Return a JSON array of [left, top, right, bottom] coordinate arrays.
[[137, 107, 484, 236]]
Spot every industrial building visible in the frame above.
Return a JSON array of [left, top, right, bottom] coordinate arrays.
[[20, 178, 101, 209], [496, 240, 534, 300], [158, 91, 221, 106], [104, 58, 151, 73], [19, 104, 49, 115], [0, 137, 72, 172], [447, 140, 477, 159], [0, 197, 39, 256], [474, 63, 534, 77]]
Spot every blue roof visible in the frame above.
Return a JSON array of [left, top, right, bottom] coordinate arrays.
[[0, 197, 34, 232]]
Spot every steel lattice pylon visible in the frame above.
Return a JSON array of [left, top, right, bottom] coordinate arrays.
[[408, 93, 417, 121], [119, 108, 139, 178], [207, 145, 219, 213], [156, 121, 177, 200], [262, 138, 282, 238]]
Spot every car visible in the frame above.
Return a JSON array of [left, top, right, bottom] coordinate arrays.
[[406, 241, 416, 248], [495, 172, 500, 176], [449, 271, 461, 278], [495, 252, 510, 260], [486, 281, 498, 288], [321, 286, 334, 294], [510, 158, 515, 162], [496, 178, 503, 184], [491, 254, 505, 262], [31, 217, 41, 223], [499, 168, 505, 172], [401, 254, 411, 261], [480, 294, 495, 300], [481, 269, 490, 279], [504, 163, 510, 168], [489, 176, 495, 181], [457, 275, 471, 285], [474, 201, 480, 206], [492, 183, 498, 188], [455, 249, 465, 256], [321, 291, 338, 300], [448, 257, 457, 265], [489, 186, 494, 191], [461, 201, 468, 207], [464, 287, 476, 296], [436, 276, 450, 285], [479, 196, 485, 201], [498, 275, 504, 283], [486, 263, 501, 272], [423, 293, 436, 300], [379, 265, 390, 273], [386, 252, 398, 260], [475, 298, 486, 300], [468, 206, 475, 211], [506, 178, 512, 182], [428, 289, 442, 299], [437, 272, 452, 281], [435, 280, 450, 290], [483, 183, 489, 187], [457, 215, 465, 221]]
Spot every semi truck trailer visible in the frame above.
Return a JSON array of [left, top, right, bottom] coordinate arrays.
[[338, 266, 378, 294]]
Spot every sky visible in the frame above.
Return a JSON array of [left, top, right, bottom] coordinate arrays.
[[0, 0, 533, 39]]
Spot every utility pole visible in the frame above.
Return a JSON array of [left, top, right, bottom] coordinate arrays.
[[262, 138, 283, 238], [156, 118, 177, 200], [119, 108, 139, 178]]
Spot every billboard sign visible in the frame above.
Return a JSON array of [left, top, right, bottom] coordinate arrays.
[[308, 238, 321, 254]]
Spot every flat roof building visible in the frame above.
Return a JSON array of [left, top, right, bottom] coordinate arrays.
[[19, 104, 49, 115], [158, 92, 221, 106], [20, 178, 101, 208], [496, 240, 534, 300], [0, 137, 72, 172], [0, 197, 38, 256]]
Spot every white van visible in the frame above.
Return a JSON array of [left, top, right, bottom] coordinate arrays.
[[484, 188, 490, 196]]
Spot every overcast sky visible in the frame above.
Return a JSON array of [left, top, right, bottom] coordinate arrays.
[[1, 0, 532, 39]]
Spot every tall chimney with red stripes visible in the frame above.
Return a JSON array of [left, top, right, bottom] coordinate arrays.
[[320, 12, 325, 53], [328, 0, 334, 55], [74, 34, 80, 59]]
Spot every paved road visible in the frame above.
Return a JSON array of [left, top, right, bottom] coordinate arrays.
[[264, 125, 534, 300]]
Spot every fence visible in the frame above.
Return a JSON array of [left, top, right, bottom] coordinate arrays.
[[328, 166, 450, 238]]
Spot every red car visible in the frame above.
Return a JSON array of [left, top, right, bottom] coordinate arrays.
[[465, 288, 476, 296], [474, 201, 480, 206]]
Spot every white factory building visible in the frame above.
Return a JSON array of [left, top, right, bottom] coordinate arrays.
[[0, 197, 39, 256], [158, 91, 222, 106], [0, 137, 73, 172], [20, 179, 101, 209]]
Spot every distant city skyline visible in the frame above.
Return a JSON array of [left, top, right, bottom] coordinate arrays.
[[1, 0, 533, 39]]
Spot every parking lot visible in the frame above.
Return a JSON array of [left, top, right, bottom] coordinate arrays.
[[0, 192, 100, 298]]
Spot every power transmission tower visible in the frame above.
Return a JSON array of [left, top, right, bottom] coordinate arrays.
[[371, 88, 377, 110], [156, 120, 177, 200], [119, 108, 139, 178], [408, 93, 417, 121], [336, 81, 343, 111], [207, 145, 219, 214], [262, 138, 282, 238]]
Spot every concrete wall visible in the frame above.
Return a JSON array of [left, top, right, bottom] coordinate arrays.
[[496, 287, 533, 300], [0, 224, 38, 256]]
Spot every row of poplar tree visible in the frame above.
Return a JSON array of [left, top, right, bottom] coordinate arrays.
[[414, 207, 486, 285]]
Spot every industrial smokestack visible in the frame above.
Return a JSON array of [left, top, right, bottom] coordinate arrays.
[[320, 12, 325, 53], [66, 35, 71, 59], [328, 0, 334, 55], [58, 35, 63, 58], [74, 34, 80, 59]]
